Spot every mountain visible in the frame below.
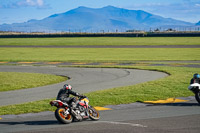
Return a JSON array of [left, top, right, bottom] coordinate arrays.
[[0, 6, 194, 32], [196, 21, 200, 26]]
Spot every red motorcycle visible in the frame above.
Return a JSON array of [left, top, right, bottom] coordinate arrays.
[[50, 96, 100, 124]]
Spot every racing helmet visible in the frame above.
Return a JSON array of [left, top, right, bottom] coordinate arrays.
[[63, 84, 72, 90], [193, 73, 200, 79]]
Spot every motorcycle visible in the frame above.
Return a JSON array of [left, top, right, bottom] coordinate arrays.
[[188, 83, 200, 104], [50, 96, 100, 124]]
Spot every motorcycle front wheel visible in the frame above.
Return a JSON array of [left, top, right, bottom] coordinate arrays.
[[55, 108, 73, 124], [88, 106, 100, 120], [195, 92, 200, 104]]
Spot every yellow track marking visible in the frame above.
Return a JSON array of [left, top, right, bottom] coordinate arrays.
[[46, 62, 62, 64], [0, 62, 8, 64], [0, 117, 2, 120], [94, 106, 112, 111], [144, 98, 189, 104], [18, 62, 36, 64]]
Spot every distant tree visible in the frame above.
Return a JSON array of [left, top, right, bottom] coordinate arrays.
[[166, 28, 176, 32], [154, 28, 160, 32]]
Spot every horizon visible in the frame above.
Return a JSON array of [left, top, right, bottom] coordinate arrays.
[[0, 0, 200, 25]]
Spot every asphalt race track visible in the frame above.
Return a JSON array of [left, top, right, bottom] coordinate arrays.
[[0, 65, 200, 133], [0, 65, 167, 106]]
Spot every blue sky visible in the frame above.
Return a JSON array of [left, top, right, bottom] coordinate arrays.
[[0, 0, 200, 24]]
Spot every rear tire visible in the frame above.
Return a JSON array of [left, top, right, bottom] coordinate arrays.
[[88, 106, 100, 121], [195, 92, 200, 104], [55, 108, 73, 124]]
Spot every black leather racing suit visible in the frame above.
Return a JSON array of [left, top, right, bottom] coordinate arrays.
[[56, 88, 81, 105], [190, 78, 200, 84]]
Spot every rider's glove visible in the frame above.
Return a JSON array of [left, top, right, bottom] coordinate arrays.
[[79, 95, 86, 98]]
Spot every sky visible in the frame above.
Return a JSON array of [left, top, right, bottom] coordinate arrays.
[[0, 0, 200, 25]]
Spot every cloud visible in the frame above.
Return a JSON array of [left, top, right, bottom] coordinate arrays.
[[18, 0, 45, 7], [0, 0, 49, 9], [24, 0, 44, 6], [195, 3, 200, 7]]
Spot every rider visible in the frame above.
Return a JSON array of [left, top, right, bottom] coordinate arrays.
[[190, 73, 200, 84], [56, 84, 85, 108]]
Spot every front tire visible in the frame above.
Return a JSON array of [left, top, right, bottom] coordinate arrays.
[[55, 108, 73, 124], [88, 106, 100, 121], [195, 92, 200, 104]]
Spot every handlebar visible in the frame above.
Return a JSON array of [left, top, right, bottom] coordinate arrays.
[[79, 96, 87, 100]]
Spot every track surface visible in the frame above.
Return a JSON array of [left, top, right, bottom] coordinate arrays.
[[0, 65, 200, 133], [0, 65, 167, 106], [1, 100, 200, 133]]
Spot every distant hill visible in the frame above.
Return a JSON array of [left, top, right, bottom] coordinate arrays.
[[0, 6, 194, 32], [196, 21, 200, 26]]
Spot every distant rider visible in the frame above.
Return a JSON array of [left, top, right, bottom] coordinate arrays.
[[190, 73, 200, 84], [56, 84, 86, 108]]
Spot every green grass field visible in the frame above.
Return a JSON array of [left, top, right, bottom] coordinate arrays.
[[0, 37, 200, 46], [0, 48, 199, 62], [0, 72, 67, 92]]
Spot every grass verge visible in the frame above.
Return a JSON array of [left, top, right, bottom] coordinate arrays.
[[0, 72, 67, 92], [87, 66, 196, 106], [0, 37, 200, 46], [0, 48, 199, 62], [0, 65, 198, 115]]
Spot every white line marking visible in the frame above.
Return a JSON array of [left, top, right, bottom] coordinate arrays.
[[93, 121, 147, 128]]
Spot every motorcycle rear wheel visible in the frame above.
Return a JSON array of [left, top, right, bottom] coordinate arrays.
[[88, 106, 100, 120], [55, 108, 73, 124], [195, 92, 200, 104]]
